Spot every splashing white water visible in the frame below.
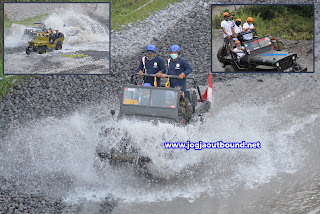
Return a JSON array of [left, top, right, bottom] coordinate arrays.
[[0, 101, 312, 204], [43, 9, 108, 48], [4, 24, 30, 48], [4, 8, 109, 51]]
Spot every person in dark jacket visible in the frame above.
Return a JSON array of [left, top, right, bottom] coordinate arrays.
[[138, 45, 166, 86], [177, 86, 193, 123], [48, 28, 55, 44], [162, 45, 192, 91], [55, 30, 64, 39]]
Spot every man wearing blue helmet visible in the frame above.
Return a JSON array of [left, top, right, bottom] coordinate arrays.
[[162, 45, 192, 91], [138, 45, 166, 86]]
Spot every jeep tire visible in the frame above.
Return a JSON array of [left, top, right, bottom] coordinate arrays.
[[217, 46, 225, 62], [56, 41, 62, 50], [26, 47, 31, 55], [224, 64, 236, 72], [39, 46, 47, 54]]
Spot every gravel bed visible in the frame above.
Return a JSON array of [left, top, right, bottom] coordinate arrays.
[[0, 176, 65, 214], [0, 0, 319, 213]]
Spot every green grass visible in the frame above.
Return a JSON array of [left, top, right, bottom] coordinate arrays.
[[213, 5, 313, 40], [0, 61, 31, 97], [4, 13, 49, 29], [111, 0, 182, 30]]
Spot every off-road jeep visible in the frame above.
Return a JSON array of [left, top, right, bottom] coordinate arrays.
[[24, 23, 47, 39], [26, 32, 64, 55], [217, 30, 307, 72]]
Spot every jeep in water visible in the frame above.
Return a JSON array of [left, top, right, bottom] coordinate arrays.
[[26, 32, 64, 55], [217, 30, 307, 72], [96, 74, 211, 174], [24, 23, 47, 39]]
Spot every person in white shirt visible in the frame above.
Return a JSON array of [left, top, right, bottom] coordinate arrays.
[[242, 17, 255, 41], [233, 19, 243, 42], [228, 40, 248, 67], [221, 12, 236, 54], [230, 14, 235, 27]]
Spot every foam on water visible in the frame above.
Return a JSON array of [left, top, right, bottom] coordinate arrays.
[[0, 101, 314, 204], [4, 24, 30, 48], [43, 9, 108, 49]]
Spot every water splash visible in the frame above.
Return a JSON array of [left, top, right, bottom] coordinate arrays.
[[0, 101, 312, 204], [4, 24, 30, 48], [4, 8, 109, 51], [43, 9, 108, 48]]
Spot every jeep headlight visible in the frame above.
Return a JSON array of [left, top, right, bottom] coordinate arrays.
[[276, 62, 280, 67], [292, 56, 296, 61], [34, 44, 37, 47]]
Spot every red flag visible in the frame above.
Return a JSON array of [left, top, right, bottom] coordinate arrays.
[[201, 70, 213, 102]]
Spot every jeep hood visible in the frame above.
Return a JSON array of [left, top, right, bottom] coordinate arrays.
[[250, 50, 296, 65]]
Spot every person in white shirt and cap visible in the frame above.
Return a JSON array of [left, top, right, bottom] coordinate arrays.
[[242, 17, 255, 41], [228, 40, 249, 67], [221, 12, 236, 54], [233, 19, 243, 42]]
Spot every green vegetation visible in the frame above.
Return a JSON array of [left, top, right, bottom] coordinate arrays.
[[111, 0, 182, 30], [213, 5, 313, 40], [0, 0, 181, 97], [4, 13, 49, 29]]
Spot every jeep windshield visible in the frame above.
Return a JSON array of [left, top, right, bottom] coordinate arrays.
[[244, 37, 271, 52], [36, 33, 48, 37], [33, 23, 44, 27], [122, 87, 178, 109]]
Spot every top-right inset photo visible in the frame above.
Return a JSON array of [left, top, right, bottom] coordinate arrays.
[[211, 4, 314, 73]]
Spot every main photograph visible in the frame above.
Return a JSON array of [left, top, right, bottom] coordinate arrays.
[[212, 4, 314, 72]]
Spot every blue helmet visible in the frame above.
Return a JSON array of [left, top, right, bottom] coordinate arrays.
[[143, 83, 152, 87], [170, 45, 180, 52], [146, 45, 156, 52]]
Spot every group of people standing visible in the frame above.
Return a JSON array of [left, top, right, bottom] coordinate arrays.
[[138, 44, 192, 91], [221, 12, 255, 66]]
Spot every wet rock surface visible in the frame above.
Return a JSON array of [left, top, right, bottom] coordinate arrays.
[[0, 176, 65, 214], [0, 0, 319, 213]]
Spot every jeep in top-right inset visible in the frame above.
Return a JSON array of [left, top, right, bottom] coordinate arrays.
[[212, 4, 314, 72]]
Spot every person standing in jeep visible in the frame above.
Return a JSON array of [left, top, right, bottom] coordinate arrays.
[[138, 45, 166, 86], [233, 19, 243, 43], [162, 45, 192, 91], [243, 17, 255, 41], [221, 12, 236, 54]]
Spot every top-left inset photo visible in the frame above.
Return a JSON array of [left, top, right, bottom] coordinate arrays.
[[3, 2, 111, 75]]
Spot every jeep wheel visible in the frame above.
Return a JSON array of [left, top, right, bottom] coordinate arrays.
[[217, 46, 225, 62], [56, 42, 62, 50], [39, 46, 47, 54], [224, 65, 236, 72], [26, 47, 31, 55]]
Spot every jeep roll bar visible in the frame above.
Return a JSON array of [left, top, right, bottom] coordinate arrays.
[[235, 29, 258, 37], [130, 73, 204, 102], [131, 73, 195, 83]]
